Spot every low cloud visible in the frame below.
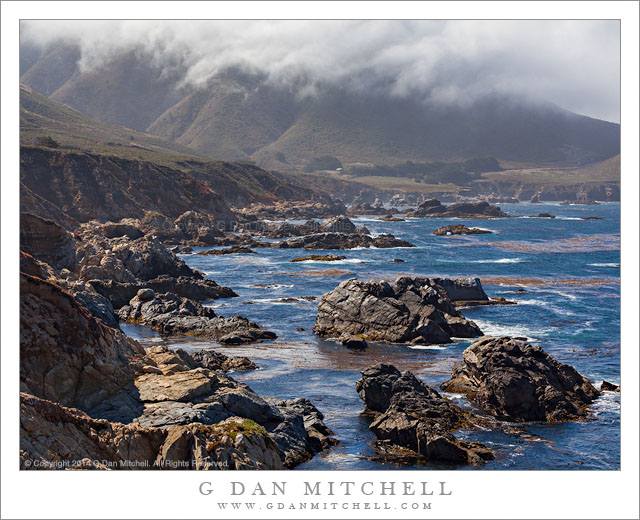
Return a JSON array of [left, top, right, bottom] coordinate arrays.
[[20, 20, 620, 122]]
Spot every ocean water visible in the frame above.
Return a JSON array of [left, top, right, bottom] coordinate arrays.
[[123, 202, 620, 470]]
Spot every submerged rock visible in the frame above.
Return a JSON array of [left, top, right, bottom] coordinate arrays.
[[117, 290, 276, 344], [440, 336, 600, 422], [314, 277, 483, 345], [291, 254, 347, 262], [356, 364, 493, 466], [339, 333, 368, 349], [433, 224, 492, 236], [197, 246, 257, 255]]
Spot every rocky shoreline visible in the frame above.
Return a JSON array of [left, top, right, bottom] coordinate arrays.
[[19, 198, 610, 470]]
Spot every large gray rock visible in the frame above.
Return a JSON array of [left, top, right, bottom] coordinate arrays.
[[313, 277, 482, 345], [356, 364, 493, 466], [441, 336, 600, 422], [407, 199, 508, 218]]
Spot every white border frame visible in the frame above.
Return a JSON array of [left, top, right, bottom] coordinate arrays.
[[2, 3, 638, 519]]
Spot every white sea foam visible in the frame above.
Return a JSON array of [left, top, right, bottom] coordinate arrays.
[[297, 258, 369, 265], [473, 320, 554, 340], [515, 298, 576, 317], [454, 257, 524, 264], [588, 263, 620, 268], [407, 345, 448, 350], [591, 391, 620, 416]]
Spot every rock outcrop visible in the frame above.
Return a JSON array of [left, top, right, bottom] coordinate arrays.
[[347, 203, 388, 216], [277, 232, 415, 250], [407, 199, 508, 218], [75, 230, 195, 283], [89, 276, 236, 309], [314, 277, 483, 345], [433, 225, 492, 236], [237, 200, 347, 220], [117, 290, 276, 345], [120, 346, 335, 467], [20, 393, 284, 470], [440, 336, 600, 422], [356, 364, 493, 466]]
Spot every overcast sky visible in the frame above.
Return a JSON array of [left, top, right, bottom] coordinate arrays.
[[21, 20, 620, 123]]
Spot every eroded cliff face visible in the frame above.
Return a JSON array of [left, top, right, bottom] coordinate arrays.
[[20, 146, 235, 225]]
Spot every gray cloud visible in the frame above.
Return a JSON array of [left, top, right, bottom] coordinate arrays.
[[20, 20, 620, 122]]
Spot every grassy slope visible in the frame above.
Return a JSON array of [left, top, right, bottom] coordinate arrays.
[[21, 84, 209, 168]]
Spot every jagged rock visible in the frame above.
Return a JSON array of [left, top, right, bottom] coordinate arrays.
[[433, 225, 492, 236], [173, 211, 226, 243], [264, 398, 339, 465], [600, 381, 620, 392], [88, 275, 236, 309], [412, 277, 488, 302], [314, 277, 482, 345], [117, 291, 276, 344], [20, 274, 145, 414], [75, 229, 194, 283], [530, 193, 542, 203], [20, 213, 77, 270], [440, 336, 600, 422], [20, 393, 284, 470], [407, 199, 508, 218], [356, 364, 493, 466], [277, 232, 415, 250], [319, 215, 358, 233]]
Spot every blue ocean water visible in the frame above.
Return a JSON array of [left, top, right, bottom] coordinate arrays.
[[123, 202, 620, 470]]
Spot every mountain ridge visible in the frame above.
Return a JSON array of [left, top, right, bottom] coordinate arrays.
[[20, 43, 620, 171]]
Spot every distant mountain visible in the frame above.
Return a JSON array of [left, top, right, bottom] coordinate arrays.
[[20, 41, 620, 171]]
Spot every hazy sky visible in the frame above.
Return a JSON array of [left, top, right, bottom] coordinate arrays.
[[21, 20, 621, 122]]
